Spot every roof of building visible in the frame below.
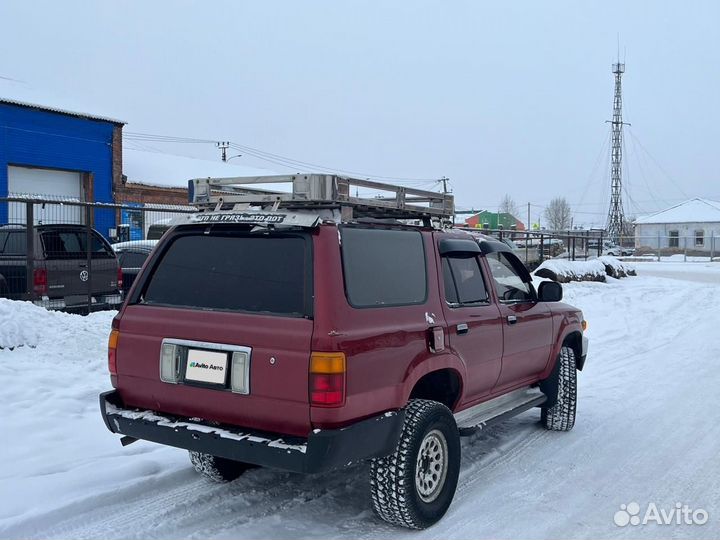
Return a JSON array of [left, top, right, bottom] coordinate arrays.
[[0, 79, 125, 124], [634, 198, 720, 225], [122, 149, 279, 189]]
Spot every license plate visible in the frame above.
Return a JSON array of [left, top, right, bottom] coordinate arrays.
[[185, 349, 228, 385]]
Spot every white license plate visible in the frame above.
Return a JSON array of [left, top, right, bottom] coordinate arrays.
[[185, 349, 228, 385]]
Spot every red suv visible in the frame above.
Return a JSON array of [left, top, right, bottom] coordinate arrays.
[[100, 175, 587, 529]]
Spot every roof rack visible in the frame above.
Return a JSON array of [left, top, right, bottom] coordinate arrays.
[[188, 174, 454, 225]]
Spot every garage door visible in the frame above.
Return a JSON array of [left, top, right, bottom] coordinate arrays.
[[7, 166, 83, 225]]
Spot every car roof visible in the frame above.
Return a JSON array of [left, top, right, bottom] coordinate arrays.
[[111, 240, 159, 252]]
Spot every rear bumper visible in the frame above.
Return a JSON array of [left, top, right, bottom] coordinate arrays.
[[99, 390, 404, 474], [36, 293, 122, 313]]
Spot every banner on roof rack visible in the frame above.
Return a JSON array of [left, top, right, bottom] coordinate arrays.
[[176, 211, 322, 227]]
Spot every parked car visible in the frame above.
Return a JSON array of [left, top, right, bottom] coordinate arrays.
[[147, 220, 172, 240], [499, 237, 541, 268], [111, 240, 158, 295], [100, 206, 588, 529], [0, 224, 122, 311], [602, 244, 635, 256]]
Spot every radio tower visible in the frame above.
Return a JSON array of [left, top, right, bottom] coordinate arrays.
[[606, 58, 630, 243]]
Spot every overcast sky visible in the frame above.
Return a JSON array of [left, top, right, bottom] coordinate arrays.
[[1, 0, 718, 226]]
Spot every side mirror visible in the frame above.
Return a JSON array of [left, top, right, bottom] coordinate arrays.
[[538, 281, 563, 302]]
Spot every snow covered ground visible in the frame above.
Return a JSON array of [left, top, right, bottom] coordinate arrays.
[[1, 265, 719, 539]]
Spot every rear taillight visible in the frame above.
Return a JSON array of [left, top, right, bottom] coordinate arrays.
[[108, 329, 119, 376], [33, 268, 48, 296], [310, 352, 346, 407], [117, 267, 123, 290]]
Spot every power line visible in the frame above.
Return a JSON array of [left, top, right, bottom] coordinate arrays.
[[122, 130, 443, 184]]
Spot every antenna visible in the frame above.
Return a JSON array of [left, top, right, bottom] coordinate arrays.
[[605, 52, 631, 243]]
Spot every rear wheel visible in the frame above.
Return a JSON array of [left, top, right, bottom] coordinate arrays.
[[189, 451, 253, 482], [370, 399, 460, 529], [541, 346, 577, 431]]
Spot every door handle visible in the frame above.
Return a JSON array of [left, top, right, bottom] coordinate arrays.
[[456, 323, 469, 335], [507, 315, 518, 325]]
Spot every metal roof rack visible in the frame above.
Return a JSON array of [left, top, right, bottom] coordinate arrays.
[[188, 174, 454, 226]]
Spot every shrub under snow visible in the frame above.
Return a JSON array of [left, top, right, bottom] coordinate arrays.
[[534, 256, 637, 283]]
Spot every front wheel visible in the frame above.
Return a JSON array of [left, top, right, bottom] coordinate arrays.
[[541, 345, 577, 431], [370, 399, 460, 529]]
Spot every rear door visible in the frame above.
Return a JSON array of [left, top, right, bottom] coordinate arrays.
[[116, 228, 315, 437], [439, 250, 503, 401]]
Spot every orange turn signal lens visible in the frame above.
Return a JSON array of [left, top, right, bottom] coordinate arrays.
[[108, 329, 120, 375], [310, 352, 346, 374], [581, 320, 588, 331]]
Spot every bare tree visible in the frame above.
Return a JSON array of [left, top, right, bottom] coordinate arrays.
[[499, 194, 519, 218], [544, 197, 572, 231]]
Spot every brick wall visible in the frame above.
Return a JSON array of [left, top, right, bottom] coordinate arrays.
[[114, 182, 189, 205]]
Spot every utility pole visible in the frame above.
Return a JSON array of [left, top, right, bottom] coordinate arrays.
[[605, 56, 631, 244], [216, 141, 230, 162], [527, 202, 531, 230], [440, 176, 450, 194]]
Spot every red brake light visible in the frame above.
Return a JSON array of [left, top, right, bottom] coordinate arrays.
[[117, 267, 123, 289], [310, 352, 346, 407], [33, 268, 48, 295]]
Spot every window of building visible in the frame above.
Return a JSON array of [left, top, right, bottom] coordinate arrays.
[[668, 230, 679, 248], [695, 230, 704, 247]]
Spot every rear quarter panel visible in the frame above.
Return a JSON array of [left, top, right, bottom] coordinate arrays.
[[310, 226, 454, 429]]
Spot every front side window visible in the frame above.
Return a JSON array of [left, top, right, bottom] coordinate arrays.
[[442, 255, 489, 306], [487, 252, 534, 303], [341, 227, 427, 307]]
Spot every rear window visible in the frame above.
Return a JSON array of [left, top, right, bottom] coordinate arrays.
[[40, 230, 114, 259], [141, 233, 311, 317], [118, 251, 148, 268], [341, 227, 427, 307]]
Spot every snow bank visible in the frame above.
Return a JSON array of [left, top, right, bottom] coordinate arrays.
[[596, 255, 637, 278], [534, 259, 607, 283], [0, 299, 117, 350]]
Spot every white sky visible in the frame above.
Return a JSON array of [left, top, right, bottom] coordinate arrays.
[[1, 0, 718, 227]]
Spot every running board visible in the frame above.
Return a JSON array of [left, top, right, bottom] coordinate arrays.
[[454, 387, 546, 435]]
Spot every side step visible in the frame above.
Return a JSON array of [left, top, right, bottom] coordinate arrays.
[[454, 387, 547, 435]]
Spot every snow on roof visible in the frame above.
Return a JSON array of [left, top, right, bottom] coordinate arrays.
[[0, 78, 125, 124], [122, 149, 279, 189], [634, 198, 720, 225]]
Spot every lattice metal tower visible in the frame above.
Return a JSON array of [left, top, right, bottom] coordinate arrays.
[[606, 61, 629, 242]]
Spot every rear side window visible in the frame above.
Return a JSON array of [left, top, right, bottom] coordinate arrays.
[[341, 227, 427, 307], [141, 233, 311, 317]]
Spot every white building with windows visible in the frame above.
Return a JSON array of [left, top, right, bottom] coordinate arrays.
[[634, 198, 720, 253]]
